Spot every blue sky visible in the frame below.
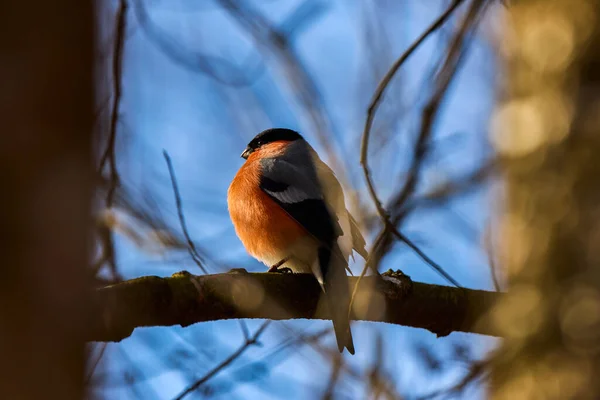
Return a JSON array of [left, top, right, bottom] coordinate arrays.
[[93, 1, 500, 398]]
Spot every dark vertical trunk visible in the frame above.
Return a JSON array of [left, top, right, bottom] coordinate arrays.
[[0, 1, 93, 399]]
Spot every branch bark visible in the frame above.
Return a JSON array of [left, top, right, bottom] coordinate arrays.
[[89, 270, 501, 342]]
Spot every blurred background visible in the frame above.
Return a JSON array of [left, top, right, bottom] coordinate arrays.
[[13, 0, 600, 399], [91, 1, 500, 398]]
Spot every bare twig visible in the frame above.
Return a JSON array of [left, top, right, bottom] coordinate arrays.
[[238, 320, 250, 341], [218, 0, 353, 188], [100, 0, 127, 208], [163, 150, 208, 273], [364, 333, 403, 400], [93, 0, 128, 280], [321, 353, 343, 400], [279, 1, 328, 39], [357, 0, 471, 295], [397, 159, 496, 216], [218, 326, 332, 397], [130, 0, 263, 86], [259, 327, 332, 364], [393, 230, 461, 286], [388, 0, 485, 216], [484, 221, 501, 291], [366, 334, 385, 399], [347, 233, 456, 319], [92, 223, 120, 279], [86, 343, 108, 384], [417, 357, 490, 400], [93, 95, 112, 132], [372, 0, 489, 275], [173, 321, 270, 400], [359, 0, 465, 227], [117, 346, 161, 399]]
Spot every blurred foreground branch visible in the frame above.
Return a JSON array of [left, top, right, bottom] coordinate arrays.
[[1, 0, 93, 397], [89, 271, 500, 342], [491, 0, 600, 397]]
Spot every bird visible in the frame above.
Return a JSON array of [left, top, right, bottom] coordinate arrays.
[[227, 128, 368, 354]]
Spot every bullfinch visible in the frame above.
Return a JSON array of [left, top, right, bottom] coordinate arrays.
[[227, 128, 368, 354]]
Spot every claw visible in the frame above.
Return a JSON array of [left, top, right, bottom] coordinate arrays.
[[268, 257, 289, 272]]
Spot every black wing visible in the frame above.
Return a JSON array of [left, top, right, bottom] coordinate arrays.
[[259, 159, 342, 247]]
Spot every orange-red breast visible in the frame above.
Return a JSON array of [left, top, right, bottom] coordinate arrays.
[[227, 128, 367, 354]]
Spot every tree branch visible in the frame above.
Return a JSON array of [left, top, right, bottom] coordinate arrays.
[[99, 0, 127, 208], [163, 150, 208, 273], [88, 270, 501, 342]]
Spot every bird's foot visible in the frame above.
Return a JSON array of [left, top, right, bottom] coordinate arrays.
[[381, 269, 413, 297], [172, 270, 193, 278], [228, 268, 249, 274], [268, 257, 291, 273], [381, 268, 411, 280], [270, 267, 293, 274]]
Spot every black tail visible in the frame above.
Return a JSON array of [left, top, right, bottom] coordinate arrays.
[[318, 245, 355, 355]]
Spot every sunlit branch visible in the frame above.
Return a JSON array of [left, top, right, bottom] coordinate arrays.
[[88, 270, 501, 343]]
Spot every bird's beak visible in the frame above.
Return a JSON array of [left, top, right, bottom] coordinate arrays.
[[241, 147, 252, 159]]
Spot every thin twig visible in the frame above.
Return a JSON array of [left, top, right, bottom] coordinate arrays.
[[359, 0, 465, 225], [416, 357, 490, 400], [366, 333, 384, 399], [86, 343, 108, 384], [218, 0, 353, 189], [388, 0, 482, 216], [392, 229, 461, 287], [163, 150, 208, 273], [238, 320, 250, 341], [130, 0, 263, 86], [484, 221, 501, 291], [218, 326, 332, 398], [93, 95, 112, 132], [199, 326, 333, 398], [93, 0, 128, 280], [92, 224, 120, 280], [348, 245, 378, 314], [397, 159, 496, 217], [173, 321, 271, 400], [117, 346, 161, 399], [356, 0, 469, 295], [372, 0, 489, 274], [100, 0, 127, 208], [321, 353, 343, 400]]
